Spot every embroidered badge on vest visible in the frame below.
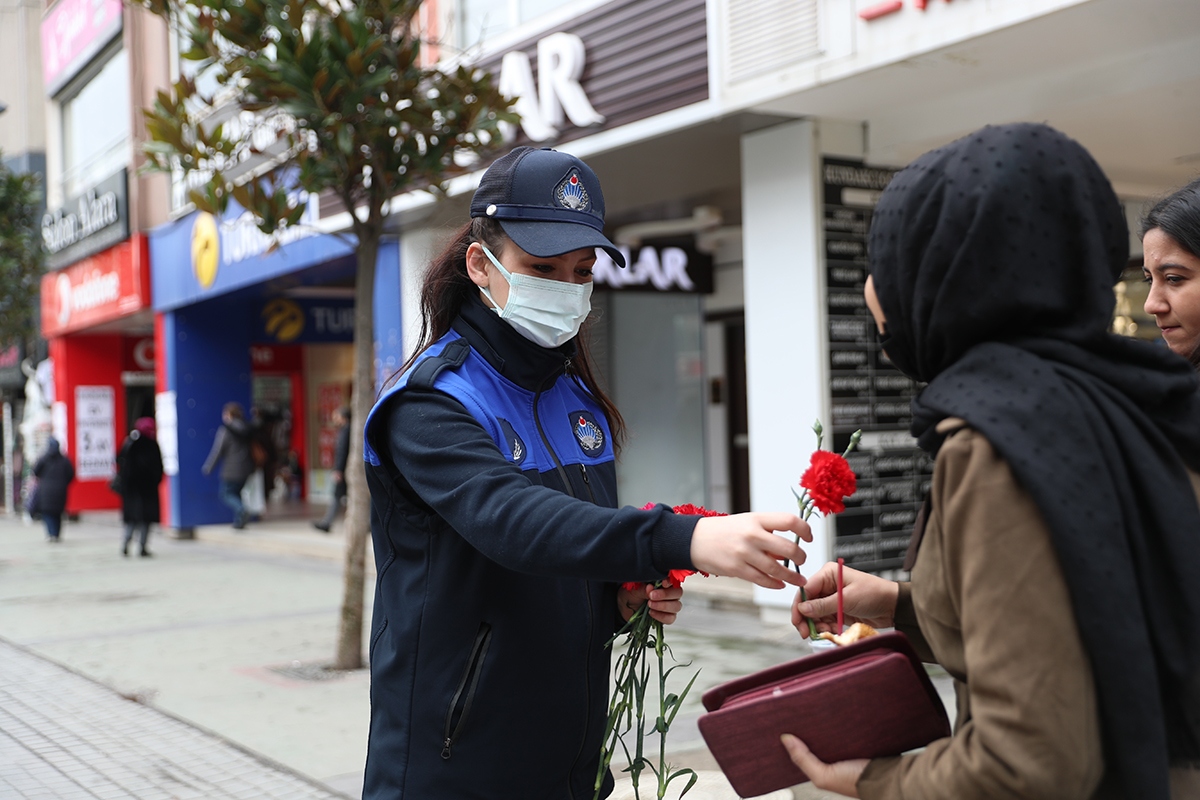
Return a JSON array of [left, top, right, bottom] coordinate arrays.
[[569, 410, 606, 457], [497, 418, 527, 466], [555, 170, 590, 211]]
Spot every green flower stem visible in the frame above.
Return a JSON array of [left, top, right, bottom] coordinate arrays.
[[656, 618, 667, 799], [800, 586, 819, 640], [596, 591, 702, 800]]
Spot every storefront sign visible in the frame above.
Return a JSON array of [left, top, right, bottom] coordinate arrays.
[[477, 0, 708, 147], [75, 385, 115, 480], [42, 169, 130, 269], [499, 33, 605, 142], [256, 298, 355, 344], [592, 240, 714, 293], [40, 234, 152, 338], [41, 0, 123, 96], [150, 196, 352, 313], [821, 157, 927, 573]]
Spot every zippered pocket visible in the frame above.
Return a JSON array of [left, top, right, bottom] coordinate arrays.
[[578, 463, 597, 504], [441, 622, 493, 759]]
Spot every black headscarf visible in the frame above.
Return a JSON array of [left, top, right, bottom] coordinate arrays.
[[869, 123, 1200, 799]]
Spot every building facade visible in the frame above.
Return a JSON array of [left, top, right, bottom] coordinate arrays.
[[35, 0, 171, 514], [380, 0, 1200, 617]]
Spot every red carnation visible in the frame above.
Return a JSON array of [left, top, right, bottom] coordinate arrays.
[[800, 450, 857, 515]]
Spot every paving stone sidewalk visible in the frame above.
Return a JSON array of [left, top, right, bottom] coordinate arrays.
[[0, 637, 351, 800]]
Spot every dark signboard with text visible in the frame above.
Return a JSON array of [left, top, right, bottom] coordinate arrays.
[[823, 158, 929, 574], [41, 168, 129, 270]]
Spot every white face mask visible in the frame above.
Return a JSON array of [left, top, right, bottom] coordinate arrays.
[[479, 246, 593, 349]]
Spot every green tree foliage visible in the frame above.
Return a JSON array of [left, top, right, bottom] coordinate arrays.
[[139, 0, 516, 669], [0, 157, 45, 348]]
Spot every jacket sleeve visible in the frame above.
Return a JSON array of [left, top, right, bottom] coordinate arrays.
[[377, 388, 697, 582], [857, 429, 1103, 800], [202, 428, 225, 476]]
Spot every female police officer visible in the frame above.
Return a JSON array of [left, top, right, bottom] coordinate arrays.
[[361, 146, 811, 799]]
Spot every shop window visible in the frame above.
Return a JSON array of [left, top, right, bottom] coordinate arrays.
[[61, 47, 130, 198], [457, 0, 576, 47], [604, 292, 707, 509]]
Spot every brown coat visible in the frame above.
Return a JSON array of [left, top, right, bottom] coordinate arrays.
[[858, 420, 1200, 800]]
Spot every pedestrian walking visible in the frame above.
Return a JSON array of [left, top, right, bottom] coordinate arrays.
[[360, 145, 811, 800], [114, 417, 164, 557], [312, 406, 348, 533], [787, 123, 1200, 800], [1141, 177, 1200, 371], [31, 437, 74, 542], [201, 402, 255, 529]]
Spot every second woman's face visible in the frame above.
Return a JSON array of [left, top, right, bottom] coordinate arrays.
[[1143, 228, 1200, 360], [466, 241, 596, 310]]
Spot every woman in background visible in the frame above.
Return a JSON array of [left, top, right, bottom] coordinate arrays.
[[1142, 177, 1200, 370], [32, 437, 74, 542], [115, 417, 164, 557]]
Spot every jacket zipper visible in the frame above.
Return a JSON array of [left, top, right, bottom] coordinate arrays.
[[441, 623, 493, 759], [579, 464, 596, 504], [534, 359, 575, 499]]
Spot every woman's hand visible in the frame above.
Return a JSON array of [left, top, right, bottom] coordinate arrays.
[[690, 512, 811, 590], [618, 582, 683, 624], [780, 734, 867, 798], [791, 562, 899, 638]]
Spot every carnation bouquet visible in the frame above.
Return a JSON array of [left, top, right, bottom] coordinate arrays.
[[594, 504, 718, 800]]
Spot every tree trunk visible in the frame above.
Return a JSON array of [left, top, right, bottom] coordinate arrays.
[[334, 230, 379, 671]]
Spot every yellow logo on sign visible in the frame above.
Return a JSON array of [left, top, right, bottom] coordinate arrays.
[[262, 298, 305, 342], [191, 213, 220, 288]]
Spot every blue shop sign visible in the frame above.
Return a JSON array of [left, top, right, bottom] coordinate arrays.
[[149, 195, 356, 311], [257, 297, 355, 343]]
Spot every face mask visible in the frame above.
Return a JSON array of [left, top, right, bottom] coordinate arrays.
[[479, 246, 593, 348]]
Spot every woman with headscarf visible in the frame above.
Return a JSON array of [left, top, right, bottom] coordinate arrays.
[[32, 437, 74, 542], [787, 123, 1200, 799], [115, 417, 164, 557], [1142, 177, 1200, 372]]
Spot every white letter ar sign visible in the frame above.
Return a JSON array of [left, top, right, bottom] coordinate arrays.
[[499, 33, 604, 142]]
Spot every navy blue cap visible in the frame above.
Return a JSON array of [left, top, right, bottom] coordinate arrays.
[[471, 147, 626, 267]]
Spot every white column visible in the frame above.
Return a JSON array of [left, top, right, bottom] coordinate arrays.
[[399, 228, 439, 362], [741, 120, 830, 620]]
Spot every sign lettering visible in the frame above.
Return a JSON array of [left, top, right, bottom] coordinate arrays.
[[499, 33, 604, 142], [41, 169, 129, 269]]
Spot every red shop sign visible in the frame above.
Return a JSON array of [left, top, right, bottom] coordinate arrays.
[[40, 234, 151, 338]]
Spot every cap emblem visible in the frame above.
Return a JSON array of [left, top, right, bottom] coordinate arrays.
[[555, 170, 591, 211]]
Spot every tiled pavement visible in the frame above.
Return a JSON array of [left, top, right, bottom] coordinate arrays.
[[0, 638, 350, 800]]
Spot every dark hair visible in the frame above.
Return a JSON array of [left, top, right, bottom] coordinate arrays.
[[223, 402, 244, 420], [1142, 177, 1200, 369], [384, 218, 626, 451], [1141, 177, 1200, 257]]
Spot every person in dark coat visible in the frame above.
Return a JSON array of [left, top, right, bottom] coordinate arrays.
[[32, 437, 74, 542], [313, 406, 349, 532], [116, 417, 164, 557], [201, 402, 255, 528]]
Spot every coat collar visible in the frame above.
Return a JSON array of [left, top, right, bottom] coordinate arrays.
[[452, 294, 577, 392]]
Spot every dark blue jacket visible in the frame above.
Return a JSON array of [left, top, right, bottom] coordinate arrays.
[[362, 297, 696, 799]]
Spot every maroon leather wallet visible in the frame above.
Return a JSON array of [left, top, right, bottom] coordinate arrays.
[[697, 631, 951, 798]]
